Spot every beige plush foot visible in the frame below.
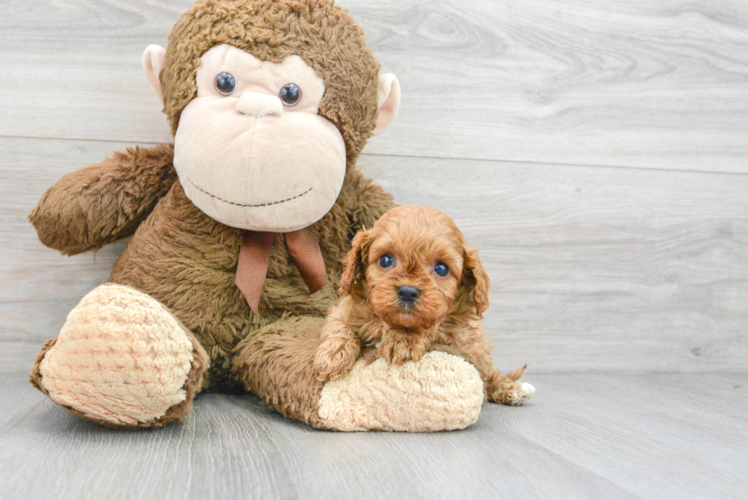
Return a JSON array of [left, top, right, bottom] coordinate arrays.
[[317, 351, 485, 432], [31, 284, 208, 428]]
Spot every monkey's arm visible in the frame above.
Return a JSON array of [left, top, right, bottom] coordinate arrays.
[[29, 144, 177, 256]]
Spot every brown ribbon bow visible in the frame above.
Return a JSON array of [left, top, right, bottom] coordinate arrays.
[[235, 226, 328, 313]]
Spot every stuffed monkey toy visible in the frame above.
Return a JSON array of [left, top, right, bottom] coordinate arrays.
[[28, 0, 529, 431]]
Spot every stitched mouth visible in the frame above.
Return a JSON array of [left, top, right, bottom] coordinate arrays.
[[186, 178, 313, 208]]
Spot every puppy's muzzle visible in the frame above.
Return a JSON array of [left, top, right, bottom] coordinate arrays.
[[397, 285, 420, 306]]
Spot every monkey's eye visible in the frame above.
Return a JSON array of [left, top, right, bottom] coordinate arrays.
[[279, 83, 301, 106], [215, 72, 236, 96], [434, 262, 449, 277], [379, 254, 395, 269]]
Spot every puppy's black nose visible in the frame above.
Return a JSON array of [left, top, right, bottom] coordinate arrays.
[[397, 285, 420, 305]]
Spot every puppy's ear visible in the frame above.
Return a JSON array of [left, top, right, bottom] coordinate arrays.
[[340, 229, 370, 297], [461, 247, 491, 317]]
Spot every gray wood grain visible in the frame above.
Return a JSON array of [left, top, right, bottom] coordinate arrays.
[[3, 136, 747, 374], [1, 371, 746, 499], [1, 0, 747, 172], [0, 374, 47, 432]]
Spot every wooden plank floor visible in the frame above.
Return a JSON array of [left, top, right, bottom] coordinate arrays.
[[1, 372, 746, 499], [2, 0, 747, 498]]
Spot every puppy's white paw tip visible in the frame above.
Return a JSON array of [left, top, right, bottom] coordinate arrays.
[[521, 382, 536, 400], [510, 382, 536, 406]]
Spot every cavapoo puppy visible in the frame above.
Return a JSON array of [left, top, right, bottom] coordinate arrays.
[[313, 205, 535, 406]]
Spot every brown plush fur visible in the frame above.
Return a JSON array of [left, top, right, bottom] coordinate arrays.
[[313, 206, 527, 404], [29, 0, 397, 425], [29, 145, 177, 255], [231, 316, 331, 428]]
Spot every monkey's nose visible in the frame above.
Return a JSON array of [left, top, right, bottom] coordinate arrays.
[[236, 92, 283, 117], [397, 285, 420, 305]]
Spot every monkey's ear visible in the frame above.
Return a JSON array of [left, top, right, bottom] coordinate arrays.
[[340, 230, 370, 297], [142, 45, 167, 100], [372, 74, 400, 136]]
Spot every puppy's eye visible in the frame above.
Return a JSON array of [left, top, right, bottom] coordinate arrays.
[[280, 83, 301, 106], [379, 254, 395, 269], [434, 262, 449, 277], [215, 72, 236, 96]]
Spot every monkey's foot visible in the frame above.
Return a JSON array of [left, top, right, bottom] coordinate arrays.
[[30, 284, 209, 428], [317, 351, 485, 432]]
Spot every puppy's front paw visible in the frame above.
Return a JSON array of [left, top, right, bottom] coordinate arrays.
[[379, 337, 411, 364], [379, 334, 428, 365], [313, 338, 360, 382]]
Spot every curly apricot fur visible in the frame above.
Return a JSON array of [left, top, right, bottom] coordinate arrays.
[[314, 205, 528, 404]]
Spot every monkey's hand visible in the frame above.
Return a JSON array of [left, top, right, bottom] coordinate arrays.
[[29, 144, 176, 256]]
